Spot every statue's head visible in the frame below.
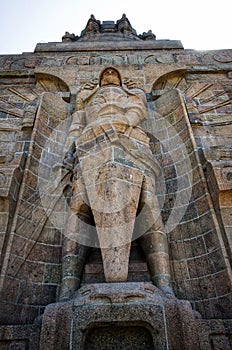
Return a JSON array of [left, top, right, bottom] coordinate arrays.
[[99, 67, 122, 87]]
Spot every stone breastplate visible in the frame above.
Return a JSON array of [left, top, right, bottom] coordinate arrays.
[[84, 86, 147, 127]]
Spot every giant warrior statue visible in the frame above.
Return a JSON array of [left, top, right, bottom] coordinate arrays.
[[1, 14, 232, 350], [59, 66, 174, 300]]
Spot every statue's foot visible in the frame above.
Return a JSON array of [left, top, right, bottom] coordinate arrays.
[[158, 284, 175, 298], [152, 274, 175, 298], [59, 277, 80, 301], [59, 288, 76, 302]]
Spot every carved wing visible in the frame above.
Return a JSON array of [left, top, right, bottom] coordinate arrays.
[[141, 89, 194, 233]]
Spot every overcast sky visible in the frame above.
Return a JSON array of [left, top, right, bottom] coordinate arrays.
[[0, 0, 231, 55]]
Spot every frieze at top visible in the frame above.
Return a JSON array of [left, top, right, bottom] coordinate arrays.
[[62, 14, 156, 43]]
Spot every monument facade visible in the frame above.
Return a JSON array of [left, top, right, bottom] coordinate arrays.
[[0, 14, 231, 349]]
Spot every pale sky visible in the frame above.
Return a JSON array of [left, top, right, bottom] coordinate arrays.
[[0, 0, 231, 55]]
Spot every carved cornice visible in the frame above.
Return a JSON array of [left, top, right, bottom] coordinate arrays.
[[35, 40, 184, 53]]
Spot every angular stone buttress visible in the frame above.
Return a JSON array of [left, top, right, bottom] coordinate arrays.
[[0, 14, 232, 350]]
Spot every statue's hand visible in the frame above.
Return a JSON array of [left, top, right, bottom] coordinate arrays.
[[51, 151, 75, 185], [63, 150, 75, 171]]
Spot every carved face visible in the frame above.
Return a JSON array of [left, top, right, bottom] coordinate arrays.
[[100, 68, 121, 87]]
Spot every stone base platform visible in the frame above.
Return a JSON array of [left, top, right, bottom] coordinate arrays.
[[0, 324, 41, 350], [39, 282, 200, 350]]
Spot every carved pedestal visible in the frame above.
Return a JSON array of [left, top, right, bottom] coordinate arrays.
[[40, 282, 199, 350]]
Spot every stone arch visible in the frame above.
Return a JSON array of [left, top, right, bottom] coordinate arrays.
[[151, 69, 187, 99], [34, 72, 70, 94]]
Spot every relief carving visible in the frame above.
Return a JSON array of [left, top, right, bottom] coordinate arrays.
[[213, 51, 232, 63], [59, 67, 174, 300]]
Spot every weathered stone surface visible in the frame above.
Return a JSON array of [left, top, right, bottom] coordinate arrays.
[[0, 14, 231, 349], [0, 325, 40, 349], [57, 67, 173, 300], [40, 283, 199, 350]]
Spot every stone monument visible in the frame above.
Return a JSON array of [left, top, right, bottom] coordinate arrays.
[[0, 14, 232, 350], [59, 66, 173, 301]]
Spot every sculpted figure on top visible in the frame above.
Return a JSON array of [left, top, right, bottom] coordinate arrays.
[[62, 15, 156, 42]]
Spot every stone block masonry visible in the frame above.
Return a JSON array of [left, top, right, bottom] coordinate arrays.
[[0, 14, 231, 350]]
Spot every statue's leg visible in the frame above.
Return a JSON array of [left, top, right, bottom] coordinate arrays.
[[60, 189, 92, 301], [138, 175, 174, 296]]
